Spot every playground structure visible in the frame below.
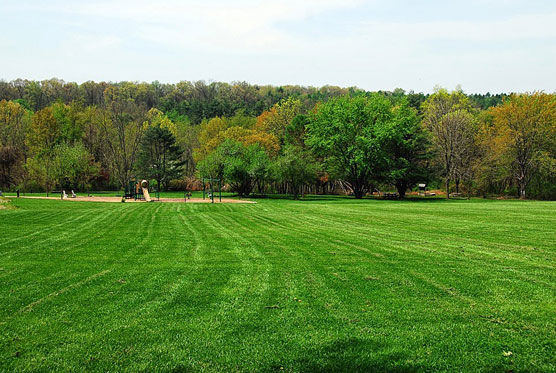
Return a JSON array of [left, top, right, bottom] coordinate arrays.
[[125, 180, 156, 202], [7, 177, 258, 204], [202, 178, 222, 203]]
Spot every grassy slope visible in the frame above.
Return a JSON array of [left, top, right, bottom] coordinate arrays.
[[0, 197, 555, 371]]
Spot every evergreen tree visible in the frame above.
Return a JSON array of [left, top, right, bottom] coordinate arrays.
[[137, 126, 184, 191]]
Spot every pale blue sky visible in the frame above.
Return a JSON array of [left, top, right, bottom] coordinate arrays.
[[1, 0, 555, 93]]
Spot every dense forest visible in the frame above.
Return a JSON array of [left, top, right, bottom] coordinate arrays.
[[0, 79, 554, 199]]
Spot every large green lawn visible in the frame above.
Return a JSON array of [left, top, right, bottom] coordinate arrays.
[[1, 197, 555, 371]]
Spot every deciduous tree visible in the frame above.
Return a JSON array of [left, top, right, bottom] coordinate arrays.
[[52, 143, 99, 191], [0, 100, 29, 187], [486, 93, 556, 199], [197, 140, 270, 196], [422, 88, 476, 198], [255, 97, 302, 141], [379, 100, 431, 198], [273, 145, 318, 199], [307, 94, 391, 198], [100, 90, 147, 189]]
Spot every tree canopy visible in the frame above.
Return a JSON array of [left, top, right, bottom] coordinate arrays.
[[0, 78, 554, 200]]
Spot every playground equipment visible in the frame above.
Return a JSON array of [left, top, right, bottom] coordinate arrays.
[[125, 180, 157, 201], [140, 180, 151, 202], [125, 181, 136, 199], [202, 178, 221, 203]]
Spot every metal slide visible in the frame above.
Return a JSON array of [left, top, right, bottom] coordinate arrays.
[[141, 180, 152, 202]]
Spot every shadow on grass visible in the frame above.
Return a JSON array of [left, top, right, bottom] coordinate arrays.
[[255, 194, 476, 203], [268, 338, 422, 372]]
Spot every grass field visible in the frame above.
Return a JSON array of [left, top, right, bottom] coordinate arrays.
[[1, 196, 555, 371]]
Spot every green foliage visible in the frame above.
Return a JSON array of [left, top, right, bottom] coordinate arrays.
[[422, 88, 477, 197], [378, 100, 431, 197], [51, 102, 84, 144], [136, 125, 184, 191], [307, 94, 393, 198], [0, 100, 30, 187], [0, 78, 554, 199], [198, 139, 270, 196], [284, 114, 309, 147], [273, 145, 319, 199], [256, 96, 302, 141], [27, 107, 62, 156], [24, 155, 56, 193], [101, 91, 148, 189], [52, 142, 99, 190], [482, 93, 556, 199]]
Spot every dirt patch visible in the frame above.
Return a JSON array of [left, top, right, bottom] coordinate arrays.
[[12, 196, 256, 204], [0, 197, 12, 210]]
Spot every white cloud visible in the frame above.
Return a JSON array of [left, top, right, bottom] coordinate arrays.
[[356, 12, 556, 43], [52, 0, 363, 51], [1, 0, 555, 92], [64, 34, 122, 56]]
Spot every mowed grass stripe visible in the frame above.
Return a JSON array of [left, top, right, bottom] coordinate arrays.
[[227, 204, 472, 369], [272, 202, 556, 318], [284, 201, 556, 272], [236, 201, 555, 315], [0, 198, 554, 371], [0, 203, 146, 316]]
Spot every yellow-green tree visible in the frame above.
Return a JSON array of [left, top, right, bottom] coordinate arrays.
[[485, 93, 556, 199], [25, 107, 62, 193], [194, 116, 279, 162], [255, 97, 302, 140], [422, 88, 477, 198], [100, 89, 148, 189], [0, 100, 30, 187], [193, 117, 229, 161]]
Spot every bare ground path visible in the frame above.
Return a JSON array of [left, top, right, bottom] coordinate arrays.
[[7, 195, 255, 203]]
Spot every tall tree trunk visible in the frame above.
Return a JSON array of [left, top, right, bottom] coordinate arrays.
[[353, 184, 363, 199], [396, 181, 407, 199], [445, 177, 450, 199], [519, 180, 526, 199]]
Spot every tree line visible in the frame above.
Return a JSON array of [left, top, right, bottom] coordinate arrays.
[[0, 79, 554, 200]]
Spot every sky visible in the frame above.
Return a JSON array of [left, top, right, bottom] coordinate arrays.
[[1, 0, 555, 93]]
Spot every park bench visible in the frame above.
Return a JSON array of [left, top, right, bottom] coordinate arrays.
[[382, 192, 398, 198], [52, 190, 70, 199]]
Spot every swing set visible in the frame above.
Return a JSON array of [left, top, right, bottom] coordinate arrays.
[[202, 178, 222, 203]]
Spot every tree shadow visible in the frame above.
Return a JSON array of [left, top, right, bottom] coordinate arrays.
[[267, 337, 423, 372], [267, 194, 456, 203]]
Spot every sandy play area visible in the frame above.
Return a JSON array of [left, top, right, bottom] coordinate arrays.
[[11, 196, 256, 204]]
